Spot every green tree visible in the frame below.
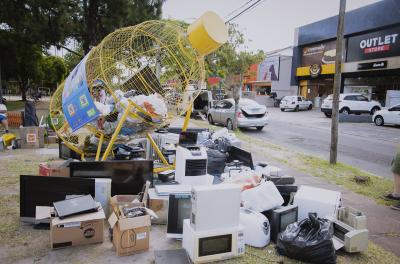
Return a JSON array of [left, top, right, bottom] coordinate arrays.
[[0, 0, 165, 100], [39, 56, 68, 91], [205, 23, 264, 82], [79, 0, 164, 54]]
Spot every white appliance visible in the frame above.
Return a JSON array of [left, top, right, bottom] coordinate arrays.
[[175, 146, 209, 186], [95, 178, 111, 216], [182, 219, 245, 263], [191, 184, 241, 231], [239, 208, 270, 247], [294, 185, 341, 221]]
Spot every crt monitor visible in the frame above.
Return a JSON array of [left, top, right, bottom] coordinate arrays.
[[70, 160, 153, 196], [179, 131, 198, 146], [263, 205, 298, 242], [20, 175, 95, 223], [228, 146, 254, 169], [167, 193, 192, 238]]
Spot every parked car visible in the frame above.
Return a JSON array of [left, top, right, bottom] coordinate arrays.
[[373, 104, 400, 126], [321, 93, 381, 118], [280, 96, 312, 112], [207, 98, 268, 130]]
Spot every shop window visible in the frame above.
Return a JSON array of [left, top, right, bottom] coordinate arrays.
[[256, 86, 271, 95]]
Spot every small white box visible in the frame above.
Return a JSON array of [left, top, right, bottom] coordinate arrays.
[[294, 185, 341, 221], [95, 178, 111, 216], [191, 184, 241, 231]]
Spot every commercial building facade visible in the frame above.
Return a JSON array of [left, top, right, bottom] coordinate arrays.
[[292, 0, 400, 107], [243, 55, 297, 106]]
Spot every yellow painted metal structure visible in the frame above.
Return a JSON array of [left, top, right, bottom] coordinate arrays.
[[49, 12, 228, 169]]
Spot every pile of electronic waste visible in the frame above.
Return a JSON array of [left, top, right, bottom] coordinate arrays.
[[19, 127, 369, 263]]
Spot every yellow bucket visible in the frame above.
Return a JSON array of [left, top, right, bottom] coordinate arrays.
[[188, 11, 228, 56], [2, 133, 16, 146]]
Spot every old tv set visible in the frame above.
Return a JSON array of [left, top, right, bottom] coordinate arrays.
[[20, 175, 95, 223], [167, 193, 192, 239], [70, 160, 153, 195], [179, 131, 198, 147], [227, 146, 254, 169], [263, 205, 298, 242]]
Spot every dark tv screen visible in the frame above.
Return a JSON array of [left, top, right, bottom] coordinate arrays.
[[228, 146, 254, 169], [20, 175, 95, 219], [70, 160, 153, 195]]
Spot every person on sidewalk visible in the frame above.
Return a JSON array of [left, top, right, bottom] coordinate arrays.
[[384, 148, 400, 210], [0, 99, 9, 133]]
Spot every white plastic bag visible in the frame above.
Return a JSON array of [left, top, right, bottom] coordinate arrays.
[[241, 180, 283, 212]]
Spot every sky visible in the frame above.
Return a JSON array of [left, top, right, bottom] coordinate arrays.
[[162, 0, 381, 53]]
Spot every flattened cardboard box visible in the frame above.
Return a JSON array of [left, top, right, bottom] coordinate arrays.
[[36, 206, 105, 249], [108, 207, 157, 256]]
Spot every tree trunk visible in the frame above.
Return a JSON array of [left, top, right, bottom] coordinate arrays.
[[21, 82, 28, 101], [233, 85, 240, 130], [83, 0, 99, 54]]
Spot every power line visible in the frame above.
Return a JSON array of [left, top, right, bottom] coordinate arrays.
[[225, 0, 265, 24], [224, 0, 256, 18]]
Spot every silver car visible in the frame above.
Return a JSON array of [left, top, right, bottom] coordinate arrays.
[[207, 98, 268, 130]]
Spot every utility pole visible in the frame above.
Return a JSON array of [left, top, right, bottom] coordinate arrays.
[[330, 0, 346, 164]]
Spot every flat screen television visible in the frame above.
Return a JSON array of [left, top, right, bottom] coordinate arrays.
[[228, 146, 254, 169], [20, 175, 95, 223], [70, 160, 153, 196], [167, 193, 192, 239]]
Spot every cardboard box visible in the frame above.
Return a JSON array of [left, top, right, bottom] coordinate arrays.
[[148, 188, 168, 225], [39, 160, 70, 177], [36, 206, 105, 249], [108, 206, 156, 256], [109, 195, 144, 215], [19, 126, 45, 148]]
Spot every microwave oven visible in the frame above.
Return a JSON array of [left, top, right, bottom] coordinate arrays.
[[182, 219, 245, 263]]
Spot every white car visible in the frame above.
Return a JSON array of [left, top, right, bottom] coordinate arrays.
[[373, 104, 400, 126], [280, 96, 313, 112], [208, 98, 268, 130], [321, 93, 381, 118]]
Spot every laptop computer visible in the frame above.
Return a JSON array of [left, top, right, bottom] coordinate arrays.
[[53, 195, 98, 219]]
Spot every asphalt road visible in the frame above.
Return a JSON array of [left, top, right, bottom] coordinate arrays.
[[239, 108, 400, 179]]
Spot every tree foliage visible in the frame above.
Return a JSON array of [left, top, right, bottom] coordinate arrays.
[[0, 0, 165, 99], [39, 56, 67, 89], [204, 23, 264, 83]]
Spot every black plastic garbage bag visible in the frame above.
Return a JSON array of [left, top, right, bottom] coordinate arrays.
[[24, 101, 39, 126], [206, 148, 227, 176], [276, 212, 336, 264]]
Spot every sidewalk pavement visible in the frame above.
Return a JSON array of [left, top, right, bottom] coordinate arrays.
[[251, 150, 400, 257]]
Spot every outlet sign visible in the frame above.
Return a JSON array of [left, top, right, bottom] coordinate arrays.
[[347, 26, 400, 62]]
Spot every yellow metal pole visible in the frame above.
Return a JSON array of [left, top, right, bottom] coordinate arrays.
[[146, 133, 169, 166], [81, 153, 85, 161], [95, 134, 104, 161], [101, 103, 133, 161], [182, 103, 192, 132]]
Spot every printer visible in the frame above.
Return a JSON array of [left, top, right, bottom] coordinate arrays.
[[175, 132, 208, 186], [326, 207, 368, 253]]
